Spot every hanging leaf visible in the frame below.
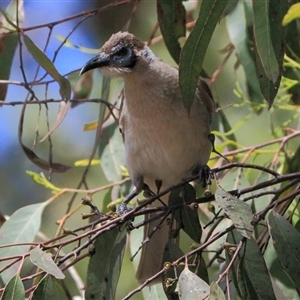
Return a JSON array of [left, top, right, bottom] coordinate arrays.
[[31, 275, 67, 300], [252, 0, 286, 107], [215, 185, 253, 239], [0, 202, 47, 283], [30, 246, 65, 279], [179, 0, 228, 113], [98, 120, 125, 182], [268, 212, 300, 293], [226, 1, 264, 104], [226, 230, 276, 300], [169, 184, 202, 243], [178, 263, 210, 300], [71, 71, 93, 108], [157, 0, 186, 64], [1, 274, 25, 300], [85, 225, 127, 300], [0, 0, 24, 101]]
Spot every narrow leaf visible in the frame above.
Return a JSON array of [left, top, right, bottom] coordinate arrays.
[[30, 246, 65, 279], [252, 0, 279, 84], [2, 274, 25, 300], [227, 230, 276, 300], [169, 184, 202, 243], [0, 202, 47, 283], [157, 0, 186, 64], [179, 0, 228, 113], [21, 144, 71, 173], [23, 35, 71, 100], [215, 185, 253, 239], [268, 212, 300, 292], [226, 1, 264, 104], [85, 225, 127, 300], [31, 275, 67, 300], [98, 120, 125, 182], [178, 264, 209, 300], [39, 100, 70, 142]]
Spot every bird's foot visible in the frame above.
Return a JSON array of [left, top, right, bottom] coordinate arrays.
[[199, 165, 214, 188], [117, 202, 133, 215]]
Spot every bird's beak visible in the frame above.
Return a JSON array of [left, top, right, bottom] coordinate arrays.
[[80, 52, 110, 75]]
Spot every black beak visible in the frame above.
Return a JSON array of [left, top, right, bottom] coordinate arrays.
[[80, 52, 110, 75]]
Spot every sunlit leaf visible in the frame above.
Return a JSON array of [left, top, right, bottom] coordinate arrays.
[[179, 0, 228, 113], [31, 275, 67, 300], [169, 184, 202, 243], [26, 171, 61, 193], [157, 0, 186, 64], [74, 159, 100, 167], [268, 212, 300, 292], [39, 100, 70, 142], [282, 3, 300, 26], [85, 225, 127, 300], [30, 246, 65, 279], [215, 185, 253, 239], [2, 274, 25, 300], [83, 120, 99, 131], [23, 35, 71, 100], [178, 264, 209, 300], [0, 202, 47, 283]]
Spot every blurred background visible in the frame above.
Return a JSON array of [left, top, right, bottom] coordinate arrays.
[[1, 0, 298, 299]]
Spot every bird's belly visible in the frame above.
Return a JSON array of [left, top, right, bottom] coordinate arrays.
[[124, 119, 211, 187]]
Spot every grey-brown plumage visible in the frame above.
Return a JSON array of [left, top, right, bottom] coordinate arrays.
[[80, 32, 214, 285]]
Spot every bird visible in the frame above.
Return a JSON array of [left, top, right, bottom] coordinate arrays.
[[80, 32, 215, 285]]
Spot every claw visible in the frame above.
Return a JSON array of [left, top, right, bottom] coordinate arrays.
[[199, 165, 214, 187]]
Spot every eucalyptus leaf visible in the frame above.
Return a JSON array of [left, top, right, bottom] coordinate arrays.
[[268, 212, 300, 293], [85, 225, 127, 300], [0, 202, 47, 283], [215, 185, 253, 239], [1, 274, 25, 300]]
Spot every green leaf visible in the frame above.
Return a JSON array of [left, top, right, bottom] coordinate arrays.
[[252, 0, 279, 84], [268, 212, 300, 293], [178, 264, 209, 300], [227, 230, 276, 300], [209, 282, 225, 300], [98, 121, 125, 182], [85, 225, 127, 300], [253, 0, 286, 107], [23, 35, 71, 100], [31, 275, 67, 300], [30, 246, 65, 279], [0, 202, 47, 283], [179, 0, 228, 113], [282, 3, 300, 26], [162, 240, 185, 296], [2, 274, 25, 300], [215, 185, 253, 239], [0, 0, 24, 100], [226, 1, 264, 104], [157, 0, 186, 64], [169, 184, 202, 243]]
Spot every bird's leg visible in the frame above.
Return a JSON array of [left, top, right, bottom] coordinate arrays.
[[198, 165, 214, 188]]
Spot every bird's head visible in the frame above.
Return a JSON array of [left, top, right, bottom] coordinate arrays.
[[80, 32, 156, 77]]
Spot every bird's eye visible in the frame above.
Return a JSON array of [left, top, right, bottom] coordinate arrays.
[[112, 46, 136, 68], [115, 47, 128, 57]]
